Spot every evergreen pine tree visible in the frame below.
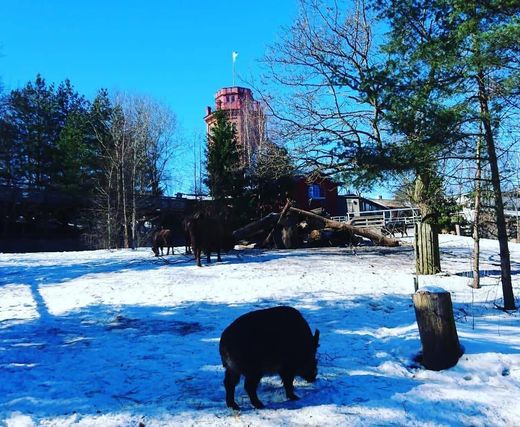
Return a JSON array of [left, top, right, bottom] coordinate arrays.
[[2, 75, 93, 192], [205, 110, 245, 202], [374, 0, 519, 308]]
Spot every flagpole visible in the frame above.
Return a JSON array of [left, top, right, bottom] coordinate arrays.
[[232, 51, 238, 86]]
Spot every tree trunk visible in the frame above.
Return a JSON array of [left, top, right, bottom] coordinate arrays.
[[477, 71, 515, 310], [120, 138, 129, 249], [131, 147, 137, 250], [517, 208, 520, 244], [281, 215, 298, 249], [413, 172, 433, 219], [412, 288, 462, 371], [105, 166, 115, 249], [414, 222, 441, 274], [131, 185, 136, 250], [106, 191, 111, 249], [232, 213, 280, 242], [289, 207, 400, 247], [262, 199, 292, 247], [472, 133, 482, 289]]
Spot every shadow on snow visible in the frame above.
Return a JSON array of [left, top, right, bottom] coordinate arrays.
[[1, 295, 518, 424], [0, 244, 518, 425]]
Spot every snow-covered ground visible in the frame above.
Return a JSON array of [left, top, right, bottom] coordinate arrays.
[[1, 235, 520, 426]]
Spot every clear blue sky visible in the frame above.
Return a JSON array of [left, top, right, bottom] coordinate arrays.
[[0, 0, 298, 193]]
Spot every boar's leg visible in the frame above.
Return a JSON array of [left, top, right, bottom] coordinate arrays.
[[195, 249, 202, 267], [280, 371, 299, 400], [216, 248, 222, 262], [244, 374, 265, 409], [224, 369, 240, 410]]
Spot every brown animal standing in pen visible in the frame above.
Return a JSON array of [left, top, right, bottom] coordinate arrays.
[[182, 216, 192, 255], [187, 210, 234, 266], [151, 229, 174, 256], [383, 220, 408, 238]]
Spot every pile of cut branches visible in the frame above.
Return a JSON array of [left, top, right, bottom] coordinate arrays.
[[232, 201, 399, 249]]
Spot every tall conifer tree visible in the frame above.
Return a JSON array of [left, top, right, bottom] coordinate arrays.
[[375, 0, 520, 309], [205, 110, 244, 202]]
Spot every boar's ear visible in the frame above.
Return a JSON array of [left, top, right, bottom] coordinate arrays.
[[313, 329, 320, 349]]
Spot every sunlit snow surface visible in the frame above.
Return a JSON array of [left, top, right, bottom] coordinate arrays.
[[1, 235, 520, 426]]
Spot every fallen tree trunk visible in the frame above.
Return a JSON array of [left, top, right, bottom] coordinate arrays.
[[233, 207, 400, 248], [289, 207, 400, 247], [262, 199, 292, 248], [307, 228, 355, 247], [232, 212, 280, 242]]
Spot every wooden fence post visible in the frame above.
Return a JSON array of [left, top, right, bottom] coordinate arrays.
[[412, 287, 463, 370], [414, 222, 441, 274]]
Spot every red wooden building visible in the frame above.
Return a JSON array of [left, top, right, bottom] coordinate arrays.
[[292, 175, 339, 216]]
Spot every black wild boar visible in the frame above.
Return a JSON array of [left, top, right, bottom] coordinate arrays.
[[219, 306, 319, 410]]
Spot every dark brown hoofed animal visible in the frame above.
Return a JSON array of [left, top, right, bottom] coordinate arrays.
[[182, 216, 192, 255], [187, 210, 234, 266], [383, 220, 408, 238], [151, 229, 174, 256], [219, 306, 319, 410]]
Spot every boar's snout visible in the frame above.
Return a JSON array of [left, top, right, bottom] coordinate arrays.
[[303, 368, 317, 383], [301, 328, 320, 382], [301, 359, 318, 383]]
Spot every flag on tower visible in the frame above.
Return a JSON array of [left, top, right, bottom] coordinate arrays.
[[232, 51, 238, 62]]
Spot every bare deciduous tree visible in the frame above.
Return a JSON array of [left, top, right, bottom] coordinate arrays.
[[92, 93, 178, 249], [260, 0, 385, 184]]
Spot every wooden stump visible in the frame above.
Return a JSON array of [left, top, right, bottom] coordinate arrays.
[[414, 222, 441, 274], [412, 288, 462, 371]]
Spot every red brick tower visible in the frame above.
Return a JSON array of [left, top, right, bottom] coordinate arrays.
[[204, 86, 265, 167]]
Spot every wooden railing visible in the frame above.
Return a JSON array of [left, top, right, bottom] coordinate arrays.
[[331, 207, 421, 229]]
